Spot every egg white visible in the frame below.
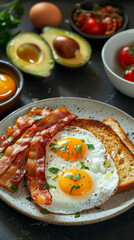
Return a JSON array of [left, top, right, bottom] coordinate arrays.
[[43, 126, 119, 214]]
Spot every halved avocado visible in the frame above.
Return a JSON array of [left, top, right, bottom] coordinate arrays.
[[6, 32, 54, 78], [41, 27, 92, 68]]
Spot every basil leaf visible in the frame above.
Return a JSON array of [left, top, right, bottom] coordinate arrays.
[[49, 143, 60, 152], [80, 161, 89, 170], [0, 151, 3, 157], [67, 173, 81, 181], [48, 167, 59, 174], [8, 136, 13, 142], [87, 144, 95, 150], [40, 208, 50, 214], [10, 184, 18, 191], [75, 173, 81, 180], [43, 182, 56, 189], [70, 185, 80, 194], [75, 212, 80, 218], [43, 182, 50, 189], [33, 116, 44, 121], [75, 144, 83, 154]]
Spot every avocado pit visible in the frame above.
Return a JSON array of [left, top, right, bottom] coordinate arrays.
[[53, 36, 80, 58], [17, 43, 41, 64]]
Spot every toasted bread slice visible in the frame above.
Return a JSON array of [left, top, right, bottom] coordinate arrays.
[[102, 118, 134, 154], [71, 119, 134, 194]]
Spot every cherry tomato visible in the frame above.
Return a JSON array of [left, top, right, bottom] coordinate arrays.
[[101, 7, 107, 14], [123, 65, 134, 82], [118, 43, 134, 69], [77, 13, 88, 28], [101, 16, 112, 32], [84, 18, 103, 35]]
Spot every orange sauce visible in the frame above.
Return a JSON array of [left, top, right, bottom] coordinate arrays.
[[0, 73, 16, 100]]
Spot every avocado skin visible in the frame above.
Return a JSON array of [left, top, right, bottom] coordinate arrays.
[[41, 27, 92, 69], [6, 32, 55, 78]]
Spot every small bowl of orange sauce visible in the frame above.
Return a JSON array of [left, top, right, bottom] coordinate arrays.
[[0, 60, 24, 114]]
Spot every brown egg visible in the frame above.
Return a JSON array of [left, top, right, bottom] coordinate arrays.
[[29, 2, 62, 29]]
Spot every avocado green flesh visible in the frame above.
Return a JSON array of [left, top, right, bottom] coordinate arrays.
[[6, 32, 54, 77], [41, 27, 92, 68]]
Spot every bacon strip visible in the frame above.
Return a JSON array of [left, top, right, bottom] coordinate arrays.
[[0, 107, 77, 192], [26, 111, 77, 205], [0, 106, 52, 154]]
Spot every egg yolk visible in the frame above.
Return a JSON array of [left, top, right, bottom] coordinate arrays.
[[50, 138, 87, 161], [0, 73, 16, 100], [59, 169, 93, 196]]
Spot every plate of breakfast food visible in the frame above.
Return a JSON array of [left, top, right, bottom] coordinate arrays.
[[0, 97, 134, 225]]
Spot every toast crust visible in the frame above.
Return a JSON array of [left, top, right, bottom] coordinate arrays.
[[71, 118, 134, 194], [103, 118, 134, 154]]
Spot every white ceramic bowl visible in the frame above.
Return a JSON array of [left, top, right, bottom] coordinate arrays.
[[101, 29, 134, 98]]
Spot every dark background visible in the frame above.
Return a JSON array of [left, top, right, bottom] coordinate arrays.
[[0, 0, 134, 239]]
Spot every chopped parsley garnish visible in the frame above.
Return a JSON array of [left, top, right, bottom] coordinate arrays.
[[7, 136, 13, 142], [75, 144, 83, 154], [80, 161, 89, 170], [33, 116, 44, 121], [48, 167, 59, 174], [49, 143, 60, 152], [70, 185, 80, 194], [75, 212, 80, 218], [87, 144, 95, 150], [43, 182, 56, 189], [0, 151, 3, 157], [60, 142, 68, 152], [67, 173, 81, 181], [10, 184, 18, 191], [40, 208, 50, 214], [52, 175, 58, 181], [49, 141, 68, 153], [81, 139, 85, 142], [26, 196, 32, 201]]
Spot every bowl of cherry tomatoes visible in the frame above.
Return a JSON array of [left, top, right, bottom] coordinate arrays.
[[101, 29, 134, 98], [69, 0, 129, 41]]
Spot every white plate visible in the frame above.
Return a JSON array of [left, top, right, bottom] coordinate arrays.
[[0, 97, 134, 225]]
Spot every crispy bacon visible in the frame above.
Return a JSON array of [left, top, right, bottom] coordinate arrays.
[[26, 111, 77, 205], [0, 106, 77, 192], [0, 106, 52, 154]]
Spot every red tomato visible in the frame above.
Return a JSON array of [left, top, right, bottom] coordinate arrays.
[[101, 7, 107, 14], [118, 44, 134, 69], [84, 18, 103, 35], [123, 65, 134, 82], [77, 13, 88, 28], [101, 17, 112, 32]]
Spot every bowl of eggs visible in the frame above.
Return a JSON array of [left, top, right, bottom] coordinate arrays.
[[0, 60, 24, 114], [101, 29, 134, 98], [69, 0, 129, 41]]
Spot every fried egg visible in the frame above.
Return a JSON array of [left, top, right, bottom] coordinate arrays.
[[44, 126, 119, 214]]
